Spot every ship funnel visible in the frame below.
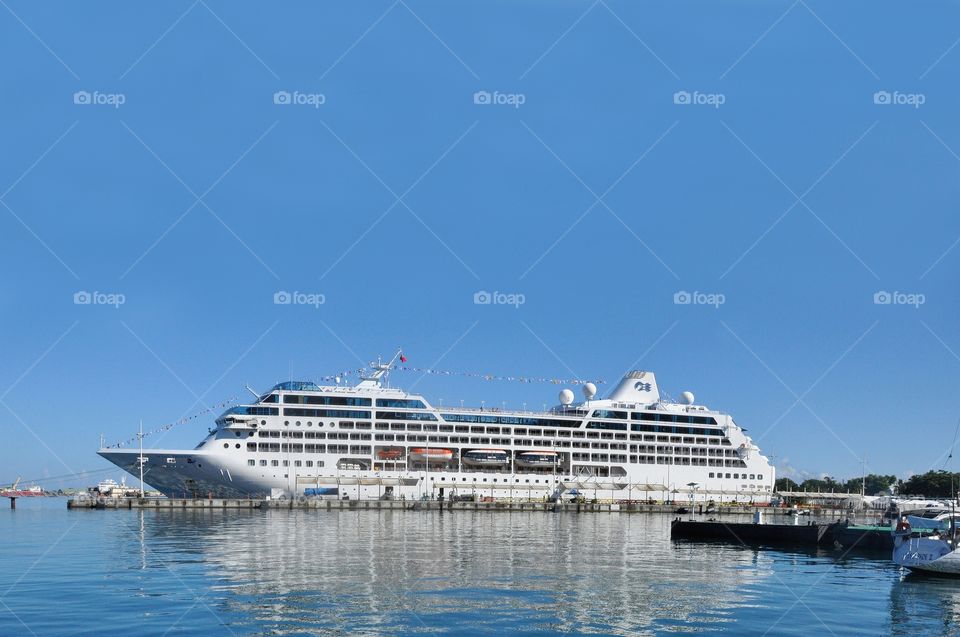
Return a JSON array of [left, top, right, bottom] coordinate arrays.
[[608, 370, 660, 404]]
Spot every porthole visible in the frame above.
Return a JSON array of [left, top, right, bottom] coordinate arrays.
[[260, 420, 266, 426], [284, 421, 289, 426], [307, 421, 313, 427], [223, 443, 229, 448], [296, 421, 301, 426], [235, 443, 241, 449]]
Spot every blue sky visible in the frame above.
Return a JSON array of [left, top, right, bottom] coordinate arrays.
[[1, 1, 959, 488]]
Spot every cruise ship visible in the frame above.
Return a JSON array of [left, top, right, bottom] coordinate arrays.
[[99, 355, 775, 502]]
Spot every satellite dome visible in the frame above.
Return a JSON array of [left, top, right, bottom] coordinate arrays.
[[582, 382, 597, 400], [680, 391, 695, 405], [559, 389, 575, 405]]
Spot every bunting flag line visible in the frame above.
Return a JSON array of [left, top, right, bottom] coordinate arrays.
[[105, 397, 239, 449], [316, 366, 604, 386]]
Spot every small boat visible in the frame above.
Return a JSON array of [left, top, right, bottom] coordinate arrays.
[[408, 448, 453, 463], [892, 517, 960, 575], [462, 449, 508, 467], [376, 448, 404, 460], [514, 451, 560, 468], [95, 478, 120, 495]]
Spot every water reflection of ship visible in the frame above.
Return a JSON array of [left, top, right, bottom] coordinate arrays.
[[130, 511, 776, 634]]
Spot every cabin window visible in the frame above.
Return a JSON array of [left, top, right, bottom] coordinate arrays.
[[247, 460, 255, 466]]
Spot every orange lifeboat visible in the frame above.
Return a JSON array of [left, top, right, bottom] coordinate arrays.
[[377, 448, 404, 460], [408, 448, 453, 463]]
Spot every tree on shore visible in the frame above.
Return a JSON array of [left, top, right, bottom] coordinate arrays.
[[774, 474, 897, 495], [898, 470, 960, 498], [842, 474, 897, 495]]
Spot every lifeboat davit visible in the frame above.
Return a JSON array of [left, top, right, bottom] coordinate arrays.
[[462, 449, 509, 467], [514, 451, 560, 468], [408, 448, 453, 463]]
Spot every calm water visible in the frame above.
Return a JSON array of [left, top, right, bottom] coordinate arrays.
[[2, 499, 959, 636]]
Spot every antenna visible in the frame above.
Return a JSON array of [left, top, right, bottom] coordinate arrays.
[[360, 348, 403, 387], [245, 384, 260, 400], [861, 454, 866, 500]]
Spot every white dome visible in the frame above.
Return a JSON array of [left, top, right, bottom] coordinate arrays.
[[559, 389, 575, 405], [582, 382, 597, 399], [680, 391, 695, 405]]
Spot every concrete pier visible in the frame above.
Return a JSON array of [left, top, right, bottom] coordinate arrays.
[[671, 518, 836, 546], [66, 496, 865, 517]]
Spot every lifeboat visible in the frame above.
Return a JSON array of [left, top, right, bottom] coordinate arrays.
[[514, 451, 560, 468], [408, 448, 453, 464], [462, 449, 509, 467], [376, 448, 404, 460]]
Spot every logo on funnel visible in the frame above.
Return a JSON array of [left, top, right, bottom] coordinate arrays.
[[634, 382, 652, 392]]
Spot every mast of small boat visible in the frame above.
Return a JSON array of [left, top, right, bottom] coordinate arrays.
[[138, 419, 144, 498], [952, 472, 957, 547], [950, 427, 957, 546]]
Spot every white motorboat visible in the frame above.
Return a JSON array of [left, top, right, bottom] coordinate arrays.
[[892, 518, 960, 575]]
